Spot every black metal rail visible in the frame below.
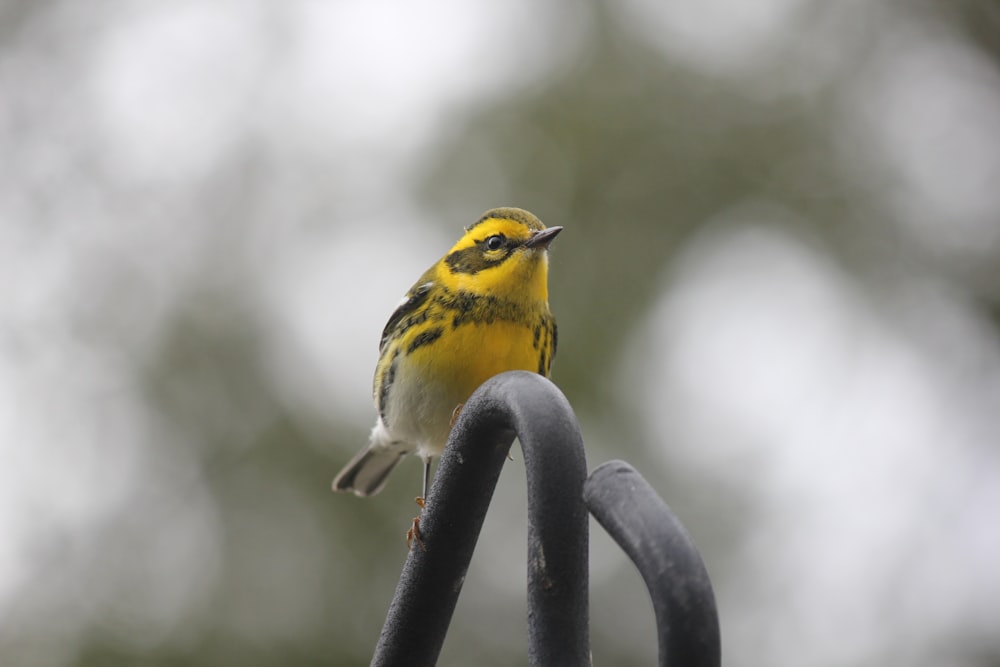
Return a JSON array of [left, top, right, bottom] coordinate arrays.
[[585, 460, 721, 667], [367, 371, 720, 667], [370, 371, 590, 667]]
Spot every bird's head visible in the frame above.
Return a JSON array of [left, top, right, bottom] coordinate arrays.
[[438, 207, 562, 304]]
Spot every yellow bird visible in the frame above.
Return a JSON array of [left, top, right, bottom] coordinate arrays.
[[332, 207, 561, 545]]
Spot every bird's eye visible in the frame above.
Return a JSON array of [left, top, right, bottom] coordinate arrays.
[[485, 235, 504, 251]]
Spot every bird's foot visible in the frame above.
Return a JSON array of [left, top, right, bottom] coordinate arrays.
[[449, 403, 464, 428], [406, 496, 427, 551]]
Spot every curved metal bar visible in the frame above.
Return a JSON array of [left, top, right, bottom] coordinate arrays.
[[584, 460, 721, 667], [371, 371, 590, 667]]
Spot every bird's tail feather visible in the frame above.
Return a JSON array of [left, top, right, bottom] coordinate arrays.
[[333, 417, 412, 496], [332, 441, 404, 496]]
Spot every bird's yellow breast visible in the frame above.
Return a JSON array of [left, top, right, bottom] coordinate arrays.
[[404, 317, 546, 399], [380, 311, 553, 456]]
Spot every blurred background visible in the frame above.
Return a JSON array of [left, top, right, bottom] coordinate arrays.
[[3, 0, 1000, 665]]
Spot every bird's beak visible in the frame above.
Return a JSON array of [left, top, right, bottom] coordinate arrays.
[[524, 226, 563, 249]]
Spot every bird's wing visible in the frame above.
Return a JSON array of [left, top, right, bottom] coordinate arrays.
[[379, 280, 434, 353]]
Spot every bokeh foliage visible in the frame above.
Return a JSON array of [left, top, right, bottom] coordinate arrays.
[[2, 1, 999, 666]]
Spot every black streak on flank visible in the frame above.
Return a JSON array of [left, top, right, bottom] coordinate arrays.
[[407, 327, 444, 354], [377, 350, 399, 423]]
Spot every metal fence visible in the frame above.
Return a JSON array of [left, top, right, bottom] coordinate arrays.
[[370, 371, 720, 667]]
